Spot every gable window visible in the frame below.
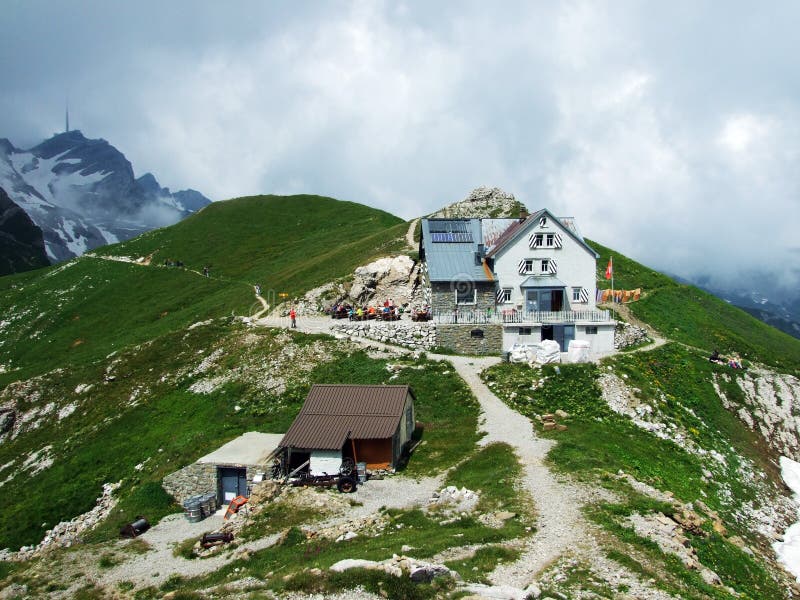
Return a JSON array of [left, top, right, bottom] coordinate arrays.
[[539, 216, 548, 227], [529, 232, 564, 250], [497, 288, 512, 304]]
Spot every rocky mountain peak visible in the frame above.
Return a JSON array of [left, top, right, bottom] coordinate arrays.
[[429, 186, 525, 219], [0, 130, 212, 262]]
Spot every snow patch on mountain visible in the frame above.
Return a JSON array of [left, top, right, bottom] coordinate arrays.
[[0, 131, 211, 261]]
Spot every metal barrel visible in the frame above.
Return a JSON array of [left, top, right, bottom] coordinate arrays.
[[356, 462, 367, 483], [184, 501, 204, 522], [201, 493, 217, 517]]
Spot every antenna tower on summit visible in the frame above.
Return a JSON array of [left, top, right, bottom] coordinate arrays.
[[65, 102, 70, 133]]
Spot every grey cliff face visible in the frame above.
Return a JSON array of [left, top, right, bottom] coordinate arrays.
[[0, 131, 212, 262], [0, 186, 49, 275]]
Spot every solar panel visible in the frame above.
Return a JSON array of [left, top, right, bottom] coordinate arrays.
[[429, 220, 473, 243]]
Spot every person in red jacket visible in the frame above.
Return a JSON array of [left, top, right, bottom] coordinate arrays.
[[289, 307, 297, 328]]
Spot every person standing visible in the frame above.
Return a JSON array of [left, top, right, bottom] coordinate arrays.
[[289, 307, 297, 328]]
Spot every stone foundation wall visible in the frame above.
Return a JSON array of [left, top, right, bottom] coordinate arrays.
[[162, 462, 265, 504], [330, 321, 436, 350], [163, 463, 217, 504], [435, 324, 503, 355], [430, 282, 495, 314]]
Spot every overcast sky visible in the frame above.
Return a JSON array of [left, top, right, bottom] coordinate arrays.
[[2, 1, 799, 292]]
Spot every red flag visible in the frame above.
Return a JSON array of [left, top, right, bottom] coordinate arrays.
[[605, 257, 613, 280]]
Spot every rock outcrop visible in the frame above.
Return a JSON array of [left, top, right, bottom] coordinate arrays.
[[713, 368, 800, 460], [428, 186, 523, 219], [281, 255, 420, 316]]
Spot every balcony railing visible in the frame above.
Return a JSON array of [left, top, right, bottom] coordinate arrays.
[[432, 308, 612, 325]]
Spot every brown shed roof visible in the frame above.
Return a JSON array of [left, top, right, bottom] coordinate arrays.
[[279, 385, 415, 451]]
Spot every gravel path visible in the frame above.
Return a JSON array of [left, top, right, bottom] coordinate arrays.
[[249, 315, 673, 596], [95, 512, 282, 589], [86, 476, 442, 593], [440, 354, 590, 587], [405, 218, 419, 249]]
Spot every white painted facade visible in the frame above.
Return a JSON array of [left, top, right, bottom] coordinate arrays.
[[491, 213, 597, 311], [489, 211, 616, 353]]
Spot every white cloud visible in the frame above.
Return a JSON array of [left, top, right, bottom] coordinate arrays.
[[2, 0, 800, 292]]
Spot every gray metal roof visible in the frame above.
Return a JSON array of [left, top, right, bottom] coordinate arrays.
[[279, 385, 414, 451], [519, 276, 567, 288], [421, 219, 493, 283]]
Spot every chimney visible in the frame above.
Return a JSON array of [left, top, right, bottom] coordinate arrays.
[[475, 243, 485, 265]]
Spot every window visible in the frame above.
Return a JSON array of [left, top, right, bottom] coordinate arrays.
[[518, 327, 532, 335], [531, 233, 543, 247], [497, 288, 512, 303], [540, 259, 550, 273], [546, 233, 555, 247], [455, 287, 476, 305], [585, 326, 598, 335], [539, 216, 548, 227], [517, 258, 534, 274], [572, 287, 582, 302]]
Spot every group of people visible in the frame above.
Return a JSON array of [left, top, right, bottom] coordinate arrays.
[[328, 298, 403, 321], [709, 349, 744, 369]]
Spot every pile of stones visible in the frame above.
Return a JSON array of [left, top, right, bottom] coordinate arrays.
[[3, 481, 121, 561], [614, 322, 650, 349]]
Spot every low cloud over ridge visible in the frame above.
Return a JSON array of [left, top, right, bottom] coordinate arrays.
[[1, 1, 799, 291]]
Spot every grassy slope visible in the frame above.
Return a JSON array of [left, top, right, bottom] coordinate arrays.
[[484, 349, 787, 599], [589, 238, 800, 373], [0, 195, 406, 384], [0, 195, 412, 550], [96, 194, 407, 298]]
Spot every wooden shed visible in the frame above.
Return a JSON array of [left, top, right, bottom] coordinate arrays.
[[279, 384, 416, 474]]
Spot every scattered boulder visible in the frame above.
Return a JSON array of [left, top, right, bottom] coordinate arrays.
[[428, 486, 480, 515], [330, 554, 459, 583], [330, 558, 380, 572]]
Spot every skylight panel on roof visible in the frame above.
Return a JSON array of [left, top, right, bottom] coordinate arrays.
[[429, 220, 473, 243]]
